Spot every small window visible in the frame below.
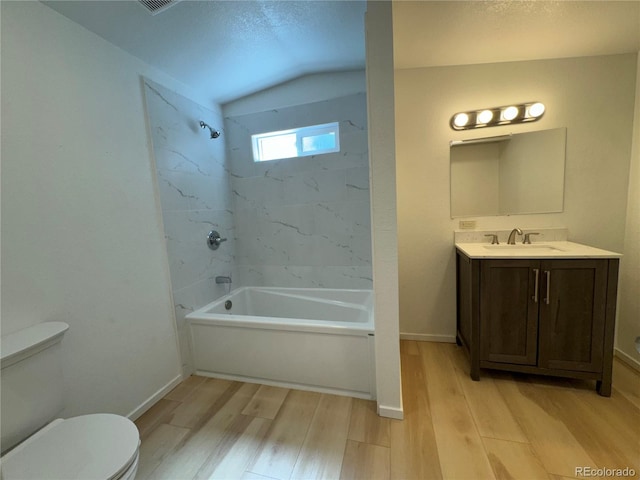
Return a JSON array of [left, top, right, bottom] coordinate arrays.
[[252, 122, 340, 162]]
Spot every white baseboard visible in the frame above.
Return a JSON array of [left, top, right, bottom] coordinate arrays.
[[127, 373, 183, 421], [614, 348, 640, 372], [194, 370, 374, 401], [400, 333, 456, 343], [377, 404, 404, 420]]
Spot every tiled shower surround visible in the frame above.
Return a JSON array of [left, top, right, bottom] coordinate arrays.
[[143, 78, 235, 373], [224, 92, 372, 288], [144, 81, 372, 371]]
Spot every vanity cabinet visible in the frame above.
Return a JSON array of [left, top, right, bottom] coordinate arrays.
[[456, 251, 619, 396]]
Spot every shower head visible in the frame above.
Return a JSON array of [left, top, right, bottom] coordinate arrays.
[[200, 121, 221, 139]]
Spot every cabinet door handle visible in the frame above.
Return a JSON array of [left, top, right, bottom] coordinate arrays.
[[544, 270, 551, 305], [532, 268, 539, 303]]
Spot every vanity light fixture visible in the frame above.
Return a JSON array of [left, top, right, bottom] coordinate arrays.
[[450, 101, 545, 130], [527, 102, 545, 118], [452, 112, 470, 128], [501, 106, 519, 121], [477, 109, 494, 124]]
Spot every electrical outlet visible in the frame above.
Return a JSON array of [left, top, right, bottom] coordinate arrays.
[[459, 220, 477, 230]]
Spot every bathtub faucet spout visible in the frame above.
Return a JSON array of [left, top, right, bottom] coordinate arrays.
[[215, 275, 232, 284]]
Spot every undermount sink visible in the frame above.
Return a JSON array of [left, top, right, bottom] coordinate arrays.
[[483, 244, 564, 251], [456, 236, 622, 259]]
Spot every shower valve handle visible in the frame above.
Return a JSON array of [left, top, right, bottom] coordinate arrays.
[[207, 230, 227, 250]]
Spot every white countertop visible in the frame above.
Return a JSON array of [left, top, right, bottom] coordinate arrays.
[[455, 241, 622, 259]]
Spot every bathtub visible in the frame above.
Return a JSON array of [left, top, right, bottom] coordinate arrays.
[[186, 287, 375, 399]]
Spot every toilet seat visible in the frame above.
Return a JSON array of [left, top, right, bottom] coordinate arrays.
[[1, 413, 140, 480]]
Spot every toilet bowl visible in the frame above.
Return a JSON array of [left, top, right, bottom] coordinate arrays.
[[1, 322, 140, 480], [1, 414, 140, 480]]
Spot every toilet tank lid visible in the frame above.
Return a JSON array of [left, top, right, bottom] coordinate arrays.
[[1, 322, 69, 369]]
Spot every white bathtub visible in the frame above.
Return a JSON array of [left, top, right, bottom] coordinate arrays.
[[186, 287, 375, 398]]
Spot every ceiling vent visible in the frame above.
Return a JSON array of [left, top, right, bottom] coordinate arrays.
[[138, 0, 180, 15]]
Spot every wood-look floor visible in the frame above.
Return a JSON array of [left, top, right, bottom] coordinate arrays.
[[135, 341, 640, 480]]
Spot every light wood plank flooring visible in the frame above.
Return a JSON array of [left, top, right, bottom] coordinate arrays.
[[135, 341, 640, 479]]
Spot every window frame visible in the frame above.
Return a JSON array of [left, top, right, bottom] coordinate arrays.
[[251, 121, 340, 162]]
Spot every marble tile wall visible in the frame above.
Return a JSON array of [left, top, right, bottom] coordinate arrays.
[[224, 93, 373, 288], [143, 79, 235, 374]]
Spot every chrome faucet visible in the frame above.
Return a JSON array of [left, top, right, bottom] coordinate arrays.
[[215, 275, 232, 284], [507, 228, 523, 245]]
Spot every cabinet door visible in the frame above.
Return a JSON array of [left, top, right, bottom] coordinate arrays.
[[538, 259, 607, 372], [480, 260, 539, 365]]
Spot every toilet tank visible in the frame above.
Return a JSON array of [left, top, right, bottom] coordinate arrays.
[[1, 322, 69, 454]]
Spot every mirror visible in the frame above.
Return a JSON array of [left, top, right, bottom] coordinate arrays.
[[450, 127, 566, 217]]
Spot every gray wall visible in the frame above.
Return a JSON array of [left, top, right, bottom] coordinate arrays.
[[1, 1, 184, 418]]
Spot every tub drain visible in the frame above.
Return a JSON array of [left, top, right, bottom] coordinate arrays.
[[224, 300, 232, 310]]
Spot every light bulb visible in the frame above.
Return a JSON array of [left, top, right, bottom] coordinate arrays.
[[477, 110, 493, 124], [528, 102, 545, 118], [502, 106, 519, 121], [453, 113, 469, 128]]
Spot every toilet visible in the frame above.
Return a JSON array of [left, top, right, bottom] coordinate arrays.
[[1, 322, 140, 479]]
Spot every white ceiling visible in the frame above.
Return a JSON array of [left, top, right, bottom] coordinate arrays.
[[42, 0, 640, 105]]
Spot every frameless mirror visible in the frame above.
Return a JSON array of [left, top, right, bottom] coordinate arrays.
[[450, 127, 566, 217]]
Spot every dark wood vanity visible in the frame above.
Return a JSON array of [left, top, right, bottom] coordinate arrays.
[[456, 246, 620, 396]]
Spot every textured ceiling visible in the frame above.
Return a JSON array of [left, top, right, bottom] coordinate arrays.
[[42, 0, 367, 104], [42, 1, 640, 105], [393, 1, 640, 69]]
